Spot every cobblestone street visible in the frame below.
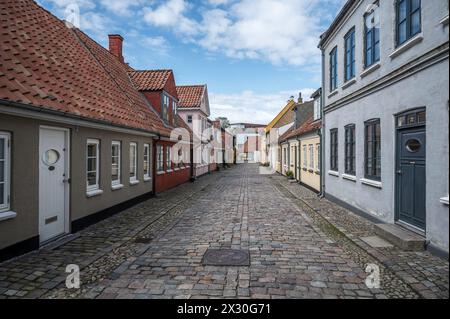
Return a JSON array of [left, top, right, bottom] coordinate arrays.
[[0, 164, 448, 299]]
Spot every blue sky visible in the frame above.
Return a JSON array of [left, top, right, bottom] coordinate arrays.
[[38, 0, 345, 124]]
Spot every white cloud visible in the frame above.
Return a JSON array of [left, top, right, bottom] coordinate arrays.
[[143, 0, 199, 36], [210, 88, 316, 124], [141, 36, 171, 56], [99, 0, 143, 17], [41, 0, 96, 10]]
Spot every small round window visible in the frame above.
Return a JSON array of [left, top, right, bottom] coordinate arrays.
[[43, 149, 60, 166], [406, 139, 421, 153]]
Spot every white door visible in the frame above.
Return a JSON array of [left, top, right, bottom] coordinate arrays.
[[39, 127, 69, 243]]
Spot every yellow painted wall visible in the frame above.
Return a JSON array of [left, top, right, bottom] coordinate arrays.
[[299, 135, 321, 192]]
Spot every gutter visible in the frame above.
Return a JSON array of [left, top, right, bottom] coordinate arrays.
[[319, 49, 326, 198], [152, 134, 161, 194]]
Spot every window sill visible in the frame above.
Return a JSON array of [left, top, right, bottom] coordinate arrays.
[[440, 196, 449, 206], [0, 211, 17, 222], [144, 177, 152, 182], [86, 189, 104, 198], [166, 169, 174, 173], [130, 180, 140, 186], [174, 168, 180, 171], [328, 90, 339, 99], [440, 15, 449, 25], [315, 170, 321, 175], [342, 78, 356, 90], [360, 62, 381, 78], [111, 184, 124, 191], [157, 171, 166, 175], [360, 178, 382, 189], [342, 174, 357, 182], [328, 170, 340, 177], [389, 33, 423, 59]]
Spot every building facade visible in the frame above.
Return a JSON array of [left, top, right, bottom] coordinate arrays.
[[319, 0, 449, 254]]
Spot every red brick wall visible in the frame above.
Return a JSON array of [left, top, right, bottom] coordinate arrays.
[[155, 140, 191, 193], [143, 91, 162, 115]]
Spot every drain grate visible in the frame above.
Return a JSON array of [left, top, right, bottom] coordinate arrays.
[[202, 249, 250, 266]]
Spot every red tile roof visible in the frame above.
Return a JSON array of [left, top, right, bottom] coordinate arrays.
[[0, 0, 171, 136], [129, 70, 172, 91], [176, 85, 205, 108], [279, 117, 322, 142]]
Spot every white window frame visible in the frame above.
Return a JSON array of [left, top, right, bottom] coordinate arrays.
[[303, 145, 307, 168], [129, 142, 138, 183], [86, 139, 100, 192], [157, 145, 164, 172], [166, 146, 172, 171], [111, 141, 121, 187], [144, 143, 151, 180], [309, 144, 314, 170], [316, 143, 321, 172], [0, 132, 11, 212]]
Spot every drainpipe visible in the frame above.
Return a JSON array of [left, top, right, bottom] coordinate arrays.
[[319, 48, 326, 198]]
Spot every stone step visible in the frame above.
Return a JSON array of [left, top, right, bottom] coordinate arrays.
[[374, 223, 426, 251]]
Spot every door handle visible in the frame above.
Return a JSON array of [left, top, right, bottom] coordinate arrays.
[[396, 170, 402, 175], [63, 178, 71, 184]]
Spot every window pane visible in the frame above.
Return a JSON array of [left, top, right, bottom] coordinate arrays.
[[417, 111, 426, 123], [374, 42, 380, 62], [0, 139, 4, 159], [87, 157, 96, 172], [0, 183, 3, 205], [411, 0, 420, 11], [411, 11, 421, 35], [0, 160, 4, 182], [112, 145, 119, 157], [87, 172, 96, 186], [88, 144, 97, 157], [112, 165, 119, 180], [399, 0, 407, 20], [398, 21, 407, 44]]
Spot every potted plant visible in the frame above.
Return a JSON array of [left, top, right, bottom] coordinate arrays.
[[286, 170, 294, 180]]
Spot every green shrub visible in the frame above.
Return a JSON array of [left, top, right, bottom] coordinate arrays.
[[286, 170, 294, 179]]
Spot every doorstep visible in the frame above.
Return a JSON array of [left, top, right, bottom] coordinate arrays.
[[374, 223, 426, 251]]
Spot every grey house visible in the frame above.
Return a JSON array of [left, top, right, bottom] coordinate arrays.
[[0, 0, 173, 261], [319, 0, 449, 254]]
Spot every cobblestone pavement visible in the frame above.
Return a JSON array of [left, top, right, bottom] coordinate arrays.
[[0, 164, 448, 299]]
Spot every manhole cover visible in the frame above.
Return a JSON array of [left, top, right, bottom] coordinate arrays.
[[202, 249, 250, 266], [134, 236, 153, 244]]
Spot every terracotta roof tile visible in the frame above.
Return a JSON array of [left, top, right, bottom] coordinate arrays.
[[129, 70, 172, 91], [279, 117, 322, 142], [0, 0, 171, 136], [176, 85, 205, 108]]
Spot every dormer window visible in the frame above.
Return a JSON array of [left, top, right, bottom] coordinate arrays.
[[162, 95, 170, 121]]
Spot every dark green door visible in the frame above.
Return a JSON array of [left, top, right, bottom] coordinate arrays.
[[396, 127, 426, 230]]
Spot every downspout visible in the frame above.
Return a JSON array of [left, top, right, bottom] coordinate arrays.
[[319, 48, 326, 198]]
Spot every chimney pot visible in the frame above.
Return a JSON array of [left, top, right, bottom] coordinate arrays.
[[108, 34, 124, 63], [298, 92, 303, 104]]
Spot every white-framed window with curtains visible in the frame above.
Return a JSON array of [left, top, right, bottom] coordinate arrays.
[[0, 132, 11, 212], [87, 139, 100, 192], [157, 145, 164, 172], [316, 143, 321, 172], [144, 143, 151, 180], [111, 141, 121, 186], [166, 146, 172, 171], [129, 142, 138, 183], [309, 144, 314, 170]]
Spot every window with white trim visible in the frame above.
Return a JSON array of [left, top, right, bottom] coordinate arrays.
[[316, 143, 321, 172], [144, 143, 151, 179], [157, 145, 164, 172], [303, 145, 307, 168], [166, 146, 172, 170], [0, 132, 11, 212], [111, 141, 121, 186], [130, 142, 138, 182], [309, 144, 314, 170], [162, 95, 170, 121], [87, 139, 100, 192]]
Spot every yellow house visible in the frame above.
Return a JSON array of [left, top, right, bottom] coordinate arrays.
[[279, 117, 322, 192]]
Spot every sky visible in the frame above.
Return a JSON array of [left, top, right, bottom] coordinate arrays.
[[38, 0, 345, 125]]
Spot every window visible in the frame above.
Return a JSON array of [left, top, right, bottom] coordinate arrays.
[[314, 98, 321, 121], [111, 141, 121, 186], [365, 119, 381, 180], [87, 139, 100, 191], [330, 129, 338, 171], [316, 143, 321, 172], [130, 142, 137, 182], [173, 101, 177, 115], [162, 95, 170, 121], [345, 125, 356, 175], [330, 47, 338, 91], [157, 145, 164, 172], [365, 7, 380, 67], [283, 148, 287, 165], [0, 132, 10, 212], [187, 115, 193, 123], [166, 146, 172, 170], [397, 0, 421, 46], [144, 143, 151, 179], [303, 145, 307, 168], [309, 144, 314, 170], [344, 29, 356, 81]]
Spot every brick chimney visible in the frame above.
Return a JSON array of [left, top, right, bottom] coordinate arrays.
[[298, 92, 303, 104], [108, 34, 124, 63]]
